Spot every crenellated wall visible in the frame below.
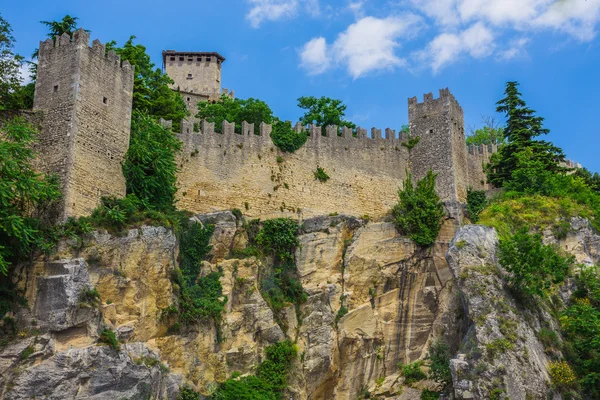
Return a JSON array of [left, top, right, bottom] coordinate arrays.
[[169, 119, 413, 219], [165, 89, 495, 220], [33, 28, 134, 219]]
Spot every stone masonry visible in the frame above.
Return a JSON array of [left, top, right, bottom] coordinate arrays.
[[33, 28, 134, 220], [26, 27, 493, 221]]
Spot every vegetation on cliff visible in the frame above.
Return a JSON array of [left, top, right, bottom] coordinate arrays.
[[211, 340, 297, 400], [269, 120, 307, 153], [196, 94, 274, 135], [392, 170, 445, 246], [297, 95, 356, 134]]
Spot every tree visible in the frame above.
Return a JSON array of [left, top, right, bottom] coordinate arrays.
[[466, 116, 505, 146], [0, 118, 61, 275], [574, 167, 600, 194], [297, 96, 356, 134], [122, 112, 182, 211], [486, 82, 565, 187], [107, 37, 188, 129], [498, 229, 573, 297], [0, 14, 24, 108], [196, 94, 274, 135], [392, 170, 445, 246]]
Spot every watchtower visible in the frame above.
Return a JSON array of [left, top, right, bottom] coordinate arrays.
[[162, 50, 231, 115], [33, 28, 134, 220], [408, 89, 468, 216]]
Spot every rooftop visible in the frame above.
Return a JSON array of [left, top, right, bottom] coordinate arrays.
[[162, 50, 226, 66]]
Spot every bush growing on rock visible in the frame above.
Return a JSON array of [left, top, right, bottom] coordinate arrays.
[[392, 170, 445, 246]]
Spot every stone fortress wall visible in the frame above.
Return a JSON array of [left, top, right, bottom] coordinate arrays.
[[26, 27, 495, 221], [166, 89, 495, 220], [33, 28, 134, 219]]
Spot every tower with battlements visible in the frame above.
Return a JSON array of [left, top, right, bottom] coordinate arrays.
[[408, 89, 468, 218], [33, 28, 134, 219], [162, 50, 233, 115]]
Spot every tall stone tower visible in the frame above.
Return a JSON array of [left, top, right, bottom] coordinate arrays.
[[408, 88, 468, 217], [162, 50, 231, 115], [33, 28, 134, 219]]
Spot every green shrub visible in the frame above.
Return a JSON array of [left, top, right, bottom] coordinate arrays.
[[98, 329, 120, 350], [467, 188, 487, 223], [178, 385, 199, 400], [335, 305, 349, 324], [498, 229, 573, 298], [401, 134, 420, 150], [548, 360, 577, 391], [270, 120, 307, 153], [314, 167, 330, 182], [426, 341, 452, 391], [392, 170, 445, 246], [21, 345, 34, 360], [79, 287, 101, 307], [485, 338, 513, 360], [421, 389, 441, 400], [399, 360, 426, 385], [212, 340, 297, 399], [255, 218, 299, 264], [538, 328, 560, 351]]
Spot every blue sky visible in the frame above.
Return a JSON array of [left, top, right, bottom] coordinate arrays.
[[3, 0, 600, 171]]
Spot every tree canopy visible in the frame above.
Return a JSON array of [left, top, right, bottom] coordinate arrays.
[[0, 14, 24, 108], [107, 36, 188, 129], [486, 81, 565, 187], [297, 96, 356, 133], [196, 94, 274, 135], [466, 116, 505, 146], [0, 118, 61, 275], [122, 112, 182, 211]]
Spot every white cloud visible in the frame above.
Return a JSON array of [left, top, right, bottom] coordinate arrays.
[[300, 37, 330, 74], [18, 64, 33, 85], [245, 0, 299, 28], [497, 37, 529, 60], [534, 0, 600, 41], [418, 22, 494, 72], [299, 15, 421, 78], [408, 0, 460, 27], [458, 0, 548, 26]]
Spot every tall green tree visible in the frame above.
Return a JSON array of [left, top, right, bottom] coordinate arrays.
[[107, 37, 188, 129], [466, 116, 505, 146], [487, 81, 565, 187], [196, 94, 274, 135], [0, 118, 61, 275], [297, 96, 356, 133], [0, 14, 24, 108], [122, 112, 182, 211]]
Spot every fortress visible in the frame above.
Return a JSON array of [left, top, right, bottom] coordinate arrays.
[[29, 29, 496, 221]]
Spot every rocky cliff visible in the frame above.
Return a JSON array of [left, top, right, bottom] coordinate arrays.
[[1, 213, 598, 399]]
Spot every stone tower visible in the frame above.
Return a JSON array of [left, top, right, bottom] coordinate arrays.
[[162, 50, 232, 115], [33, 28, 134, 219], [408, 88, 468, 217]]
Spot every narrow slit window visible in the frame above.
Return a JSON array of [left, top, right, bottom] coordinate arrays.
[[103, 97, 108, 104], [53, 85, 58, 92], [429, 129, 434, 134]]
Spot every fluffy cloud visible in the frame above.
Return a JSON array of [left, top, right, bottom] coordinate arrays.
[[245, 0, 323, 27], [418, 22, 494, 72], [300, 15, 421, 78], [245, 0, 299, 28], [534, 0, 600, 41], [300, 37, 330, 74]]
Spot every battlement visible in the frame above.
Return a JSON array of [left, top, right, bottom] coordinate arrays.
[[467, 143, 499, 156], [38, 29, 133, 80]]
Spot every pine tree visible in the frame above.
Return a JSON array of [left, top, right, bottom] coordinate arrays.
[[487, 81, 565, 187]]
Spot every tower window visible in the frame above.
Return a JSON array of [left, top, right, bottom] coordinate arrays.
[[103, 96, 108, 104], [205, 57, 211, 62], [429, 129, 433, 134], [170, 56, 175, 61], [187, 73, 193, 79], [197, 57, 202, 62], [179, 56, 184, 61], [53, 85, 58, 92], [187, 97, 191, 101]]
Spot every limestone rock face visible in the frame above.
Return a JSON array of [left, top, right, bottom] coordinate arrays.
[[32, 258, 97, 332], [3, 216, 463, 400], [1, 342, 180, 400], [447, 225, 553, 400]]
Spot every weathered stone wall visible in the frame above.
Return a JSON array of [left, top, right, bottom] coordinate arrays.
[[174, 121, 412, 219], [408, 89, 467, 205], [164, 53, 222, 97], [33, 29, 134, 219], [467, 144, 497, 191]]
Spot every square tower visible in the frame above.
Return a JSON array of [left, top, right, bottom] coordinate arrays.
[[33, 28, 134, 220], [162, 51, 228, 115], [408, 89, 468, 210]]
